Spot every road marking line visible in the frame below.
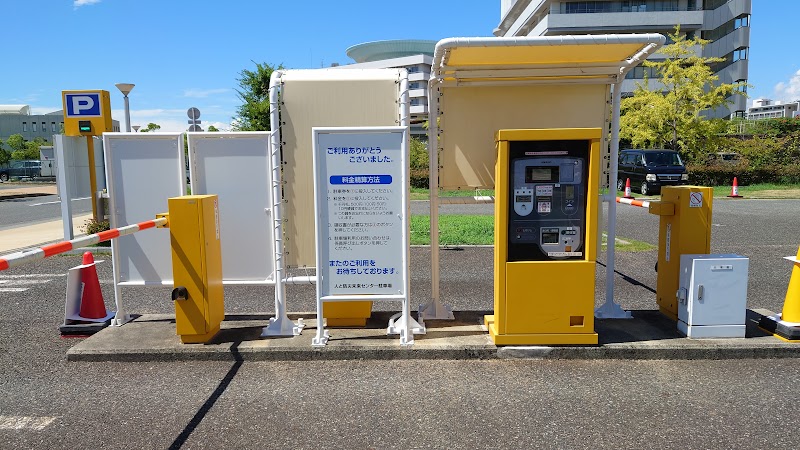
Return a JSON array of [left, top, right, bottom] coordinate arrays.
[[0, 274, 65, 279], [28, 196, 90, 206], [0, 288, 28, 292], [0, 415, 57, 431], [0, 279, 52, 285]]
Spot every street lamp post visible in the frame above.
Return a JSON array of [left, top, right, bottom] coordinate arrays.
[[115, 83, 135, 132]]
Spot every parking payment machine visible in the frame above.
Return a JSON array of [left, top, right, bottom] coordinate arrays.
[[486, 129, 601, 345]]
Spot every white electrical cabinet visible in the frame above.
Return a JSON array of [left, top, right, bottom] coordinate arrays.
[[677, 254, 749, 338]]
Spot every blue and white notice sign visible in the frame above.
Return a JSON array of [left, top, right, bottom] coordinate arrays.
[[64, 92, 102, 117], [313, 127, 409, 298]]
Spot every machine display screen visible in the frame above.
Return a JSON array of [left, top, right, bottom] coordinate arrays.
[[541, 231, 560, 244], [525, 166, 559, 183], [515, 195, 532, 203]]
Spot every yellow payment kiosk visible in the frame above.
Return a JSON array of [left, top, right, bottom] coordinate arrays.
[[486, 128, 601, 345]]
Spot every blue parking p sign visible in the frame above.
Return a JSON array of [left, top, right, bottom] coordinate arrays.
[[65, 93, 102, 117]]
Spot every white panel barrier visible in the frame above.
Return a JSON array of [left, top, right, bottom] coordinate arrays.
[[187, 132, 276, 284], [103, 132, 185, 325], [54, 135, 106, 240]]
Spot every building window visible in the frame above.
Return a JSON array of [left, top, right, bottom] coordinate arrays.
[[702, 14, 749, 41], [32, 122, 37, 132], [625, 65, 659, 79], [52, 122, 57, 132], [733, 47, 748, 62], [704, 0, 729, 10], [408, 66, 419, 73], [22, 122, 27, 132]]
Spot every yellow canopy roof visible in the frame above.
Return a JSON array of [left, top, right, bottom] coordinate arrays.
[[432, 34, 665, 85]]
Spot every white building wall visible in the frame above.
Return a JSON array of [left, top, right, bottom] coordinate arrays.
[[495, 0, 752, 118], [332, 55, 432, 137]]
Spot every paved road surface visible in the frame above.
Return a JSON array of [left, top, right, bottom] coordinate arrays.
[[0, 199, 799, 448]]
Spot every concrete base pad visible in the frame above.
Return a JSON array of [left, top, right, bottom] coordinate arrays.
[[66, 309, 800, 362], [59, 319, 111, 336], [759, 314, 800, 342]]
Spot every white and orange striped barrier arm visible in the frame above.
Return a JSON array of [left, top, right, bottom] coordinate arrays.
[[0, 217, 167, 271], [616, 196, 651, 208]]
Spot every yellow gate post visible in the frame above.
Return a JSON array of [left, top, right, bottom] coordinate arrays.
[[648, 186, 713, 320], [162, 195, 225, 344]]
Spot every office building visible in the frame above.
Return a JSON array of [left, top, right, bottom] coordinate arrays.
[[0, 105, 120, 143], [336, 40, 436, 139], [747, 99, 800, 120], [494, 0, 751, 118]]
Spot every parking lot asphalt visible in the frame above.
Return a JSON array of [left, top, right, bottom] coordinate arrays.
[[2, 197, 800, 447]]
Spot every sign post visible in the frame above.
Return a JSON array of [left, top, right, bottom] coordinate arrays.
[[187, 107, 202, 132], [311, 127, 420, 346], [62, 90, 113, 221]]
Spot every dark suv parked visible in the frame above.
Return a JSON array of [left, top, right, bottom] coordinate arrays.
[[617, 149, 688, 195], [0, 160, 42, 182]]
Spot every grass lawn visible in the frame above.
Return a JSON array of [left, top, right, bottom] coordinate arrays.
[[411, 214, 655, 251], [412, 184, 800, 201], [612, 183, 800, 199], [411, 188, 495, 201], [713, 183, 800, 199]]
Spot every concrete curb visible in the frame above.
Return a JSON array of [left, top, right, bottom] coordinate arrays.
[[65, 310, 800, 362]]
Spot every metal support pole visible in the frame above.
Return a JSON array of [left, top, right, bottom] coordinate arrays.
[[86, 137, 99, 222], [419, 77, 454, 320], [123, 94, 132, 133], [595, 83, 631, 319], [262, 71, 304, 337]]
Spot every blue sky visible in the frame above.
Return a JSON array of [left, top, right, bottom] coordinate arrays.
[[0, 1, 796, 132]]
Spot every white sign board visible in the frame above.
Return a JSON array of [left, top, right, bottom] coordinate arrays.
[[312, 126, 413, 346], [313, 127, 409, 299], [689, 191, 703, 208], [187, 132, 275, 283], [104, 133, 185, 285]]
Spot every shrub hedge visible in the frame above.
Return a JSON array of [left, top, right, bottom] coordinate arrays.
[[688, 164, 800, 185]]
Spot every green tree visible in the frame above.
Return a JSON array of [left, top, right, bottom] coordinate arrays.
[[0, 138, 9, 165], [207, 125, 219, 132], [11, 137, 47, 160], [233, 61, 283, 131], [139, 122, 161, 132], [6, 134, 26, 154], [620, 27, 746, 161]]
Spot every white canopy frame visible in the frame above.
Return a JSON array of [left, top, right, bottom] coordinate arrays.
[[263, 69, 412, 337], [421, 34, 665, 321]]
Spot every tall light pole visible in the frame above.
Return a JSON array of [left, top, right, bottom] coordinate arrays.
[[115, 83, 135, 132]]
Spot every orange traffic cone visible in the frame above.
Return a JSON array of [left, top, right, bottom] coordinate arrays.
[[78, 252, 107, 320], [727, 177, 744, 198], [623, 178, 635, 199]]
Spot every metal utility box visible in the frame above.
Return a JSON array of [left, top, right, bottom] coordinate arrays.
[[677, 254, 749, 338], [486, 128, 601, 345], [168, 195, 224, 344]]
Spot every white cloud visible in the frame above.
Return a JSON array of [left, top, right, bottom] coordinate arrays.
[[774, 69, 800, 103], [183, 88, 229, 98], [74, 0, 102, 8]]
